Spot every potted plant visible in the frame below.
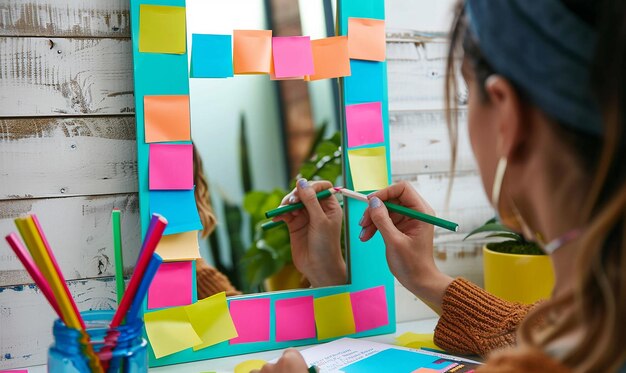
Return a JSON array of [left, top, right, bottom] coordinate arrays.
[[465, 218, 554, 304]]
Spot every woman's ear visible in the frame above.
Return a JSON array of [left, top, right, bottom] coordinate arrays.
[[484, 75, 528, 159]]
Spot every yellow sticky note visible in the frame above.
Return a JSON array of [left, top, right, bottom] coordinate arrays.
[[347, 146, 389, 192], [144, 307, 202, 359], [348, 18, 386, 61], [234, 360, 267, 373], [139, 4, 186, 54], [313, 293, 356, 340], [155, 231, 200, 261], [395, 332, 438, 350], [184, 292, 238, 350]]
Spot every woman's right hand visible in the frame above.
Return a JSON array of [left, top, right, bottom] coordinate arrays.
[[273, 179, 346, 287], [359, 181, 453, 311]]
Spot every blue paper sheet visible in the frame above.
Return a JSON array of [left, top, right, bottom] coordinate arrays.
[[191, 34, 234, 78], [149, 189, 203, 235], [345, 60, 384, 104]]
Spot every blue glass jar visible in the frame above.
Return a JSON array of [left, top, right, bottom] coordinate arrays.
[[48, 310, 147, 373]]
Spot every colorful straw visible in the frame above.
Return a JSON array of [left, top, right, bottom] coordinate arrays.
[[112, 209, 125, 304], [110, 214, 168, 328], [126, 253, 163, 323], [5, 233, 62, 318]]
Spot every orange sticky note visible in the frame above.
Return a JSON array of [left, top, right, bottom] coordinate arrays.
[[348, 18, 386, 62], [308, 36, 351, 81], [144, 95, 191, 143], [233, 30, 272, 74]]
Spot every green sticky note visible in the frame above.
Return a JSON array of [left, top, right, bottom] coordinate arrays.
[[144, 307, 202, 359], [313, 293, 356, 340], [184, 292, 238, 350], [139, 4, 186, 54], [347, 146, 389, 192]]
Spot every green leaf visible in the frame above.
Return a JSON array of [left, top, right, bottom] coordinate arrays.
[[485, 232, 523, 241], [464, 223, 517, 240], [243, 191, 269, 214]]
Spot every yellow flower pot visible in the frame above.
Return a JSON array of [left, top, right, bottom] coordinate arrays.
[[483, 246, 555, 304]]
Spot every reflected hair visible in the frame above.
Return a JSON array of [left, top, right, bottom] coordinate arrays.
[[193, 144, 217, 238], [445, 0, 626, 371]]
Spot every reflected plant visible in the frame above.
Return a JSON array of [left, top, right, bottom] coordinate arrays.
[[240, 125, 343, 290]]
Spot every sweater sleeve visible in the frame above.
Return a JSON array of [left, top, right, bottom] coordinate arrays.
[[196, 258, 241, 299], [433, 278, 537, 357]]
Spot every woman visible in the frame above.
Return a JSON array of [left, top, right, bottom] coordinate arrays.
[[258, 0, 626, 371]]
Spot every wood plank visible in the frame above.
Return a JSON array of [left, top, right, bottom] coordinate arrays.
[[0, 276, 118, 369], [0, 117, 137, 199], [0, 37, 134, 116], [389, 109, 476, 176], [0, 194, 140, 287], [0, 0, 130, 37]]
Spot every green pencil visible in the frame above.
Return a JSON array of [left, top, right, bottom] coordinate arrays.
[[112, 209, 125, 304], [339, 188, 459, 232], [264, 189, 337, 218]]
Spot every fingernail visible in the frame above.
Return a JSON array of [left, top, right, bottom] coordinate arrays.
[[359, 228, 366, 240], [298, 178, 309, 189], [359, 216, 365, 226], [288, 195, 297, 204], [369, 197, 382, 208]]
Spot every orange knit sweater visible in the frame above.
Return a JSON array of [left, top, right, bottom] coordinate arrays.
[[434, 278, 571, 372]]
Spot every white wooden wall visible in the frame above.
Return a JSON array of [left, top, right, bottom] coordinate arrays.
[[0, 0, 491, 369]]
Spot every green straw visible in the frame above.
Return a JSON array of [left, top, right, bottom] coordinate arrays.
[[112, 209, 125, 304], [384, 202, 459, 232], [264, 189, 334, 218]]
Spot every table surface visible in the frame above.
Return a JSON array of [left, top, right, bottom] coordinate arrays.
[[22, 318, 438, 372]]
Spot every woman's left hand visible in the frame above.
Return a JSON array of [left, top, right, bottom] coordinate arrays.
[[250, 349, 311, 373]]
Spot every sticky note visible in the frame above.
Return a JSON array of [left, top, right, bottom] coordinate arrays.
[[345, 60, 384, 104], [184, 292, 238, 350], [144, 95, 191, 143], [307, 36, 351, 81], [144, 307, 202, 358], [350, 286, 389, 332], [346, 102, 384, 148], [149, 189, 203, 235], [149, 144, 193, 190], [396, 332, 438, 351], [229, 298, 271, 344], [347, 146, 389, 192], [348, 18, 386, 61], [313, 293, 356, 340], [155, 230, 200, 261], [275, 296, 316, 342], [139, 4, 186, 54], [233, 30, 272, 74], [234, 360, 267, 373], [272, 36, 314, 78], [191, 34, 233, 78], [148, 261, 193, 309]]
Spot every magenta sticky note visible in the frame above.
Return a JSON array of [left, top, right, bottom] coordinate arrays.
[[346, 102, 384, 148], [272, 36, 314, 78], [148, 261, 193, 309], [229, 298, 271, 344], [149, 144, 193, 190], [275, 296, 316, 342], [350, 286, 389, 332]]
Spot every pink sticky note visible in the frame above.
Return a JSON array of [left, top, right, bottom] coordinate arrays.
[[148, 261, 193, 309], [149, 144, 193, 190], [346, 102, 384, 148], [350, 286, 389, 332], [272, 36, 314, 78], [229, 298, 271, 344], [275, 296, 316, 342]]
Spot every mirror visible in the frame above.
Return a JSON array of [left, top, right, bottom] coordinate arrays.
[[186, 0, 346, 295]]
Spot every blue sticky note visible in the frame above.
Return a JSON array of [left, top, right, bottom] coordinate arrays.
[[343, 348, 450, 372], [149, 189, 203, 235], [339, 0, 385, 34], [345, 60, 384, 104], [191, 34, 234, 78]]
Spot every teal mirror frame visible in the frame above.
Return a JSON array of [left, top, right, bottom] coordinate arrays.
[[130, 0, 394, 367]]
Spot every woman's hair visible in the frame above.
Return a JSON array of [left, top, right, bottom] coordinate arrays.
[[445, 0, 626, 371], [193, 144, 218, 238]]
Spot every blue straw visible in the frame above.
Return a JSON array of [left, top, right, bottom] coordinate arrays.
[[126, 253, 163, 322], [138, 214, 161, 259]]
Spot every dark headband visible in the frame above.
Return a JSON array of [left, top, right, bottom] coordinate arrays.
[[466, 0, 602, 136]]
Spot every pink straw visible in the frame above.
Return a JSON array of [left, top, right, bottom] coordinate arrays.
[[5, 233, 62, 318], [110, 214, 168, 328]]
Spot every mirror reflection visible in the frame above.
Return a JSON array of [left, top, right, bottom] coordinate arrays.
[[186, 0, 347, 295]]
